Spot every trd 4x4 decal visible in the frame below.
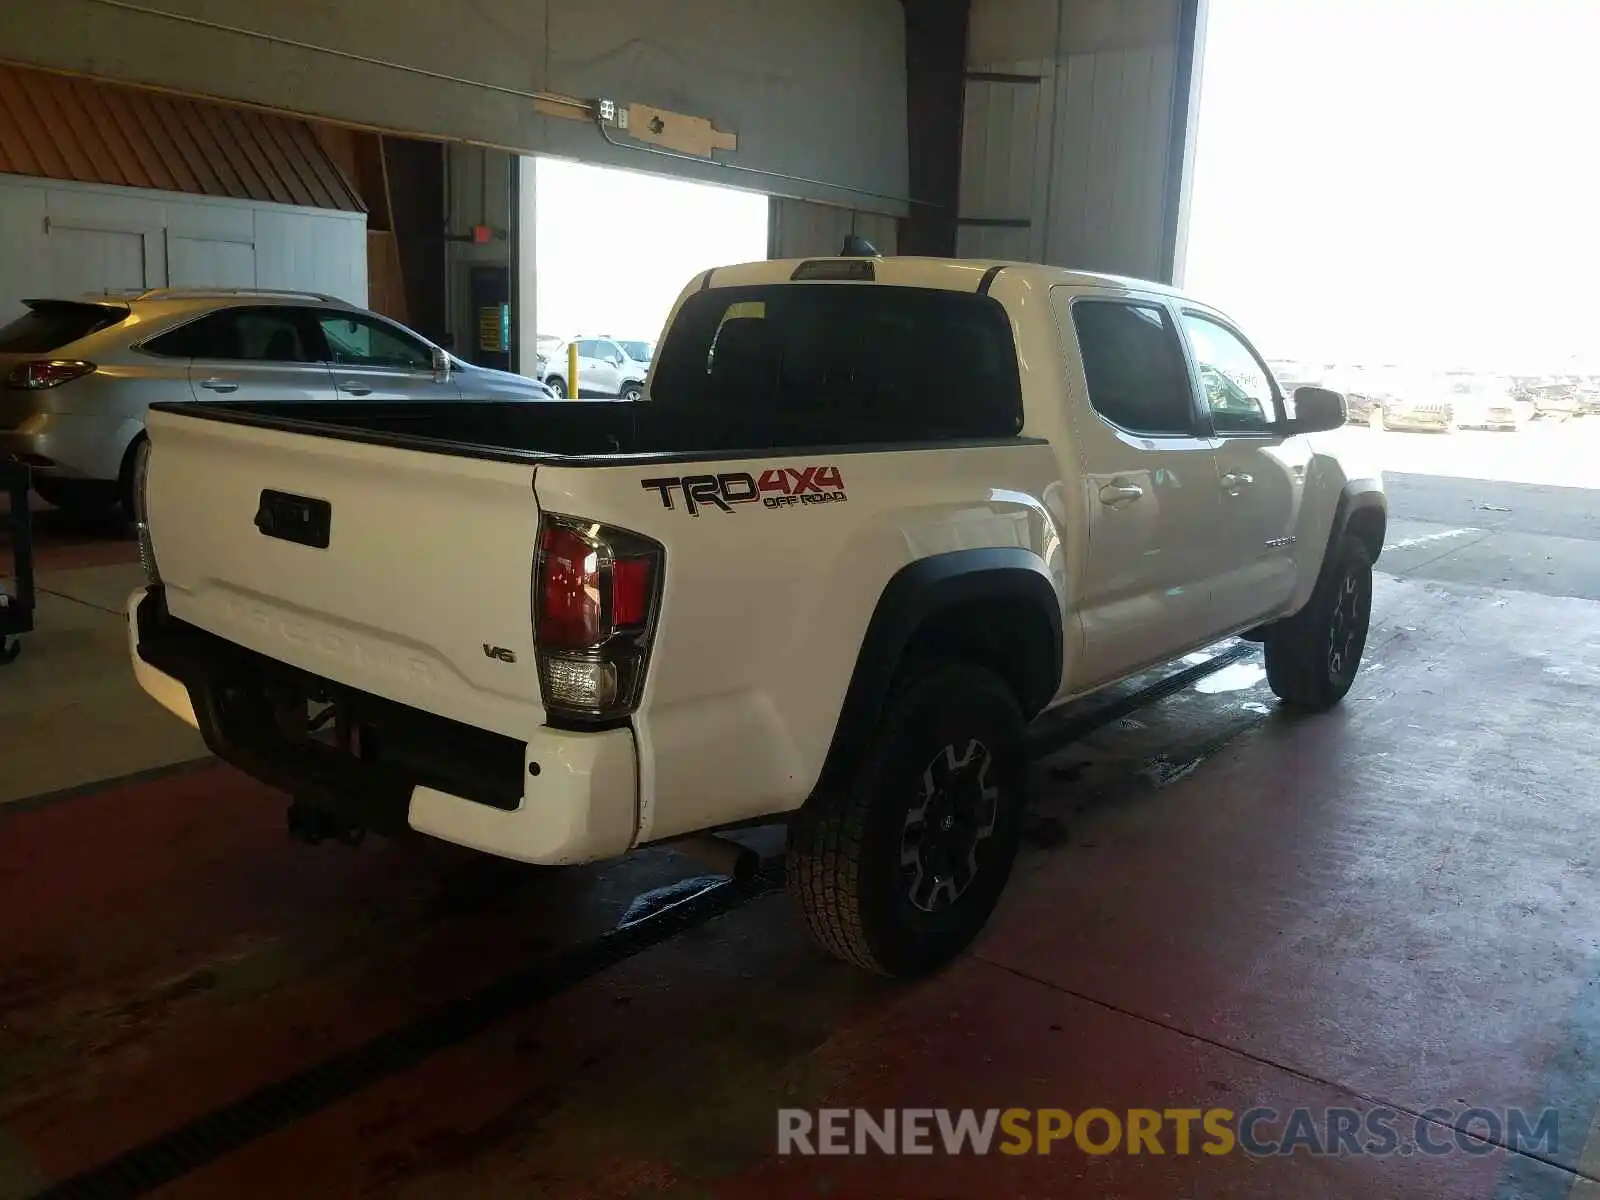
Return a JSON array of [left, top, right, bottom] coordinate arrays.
[[642, 466, 847, 516]]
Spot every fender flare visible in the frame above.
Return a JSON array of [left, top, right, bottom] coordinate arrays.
[[1328, 477, 1387, 564], [813, 547, 1063, 794]]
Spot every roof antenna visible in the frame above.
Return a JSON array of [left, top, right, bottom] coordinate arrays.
[[840, 234, 880, 258]]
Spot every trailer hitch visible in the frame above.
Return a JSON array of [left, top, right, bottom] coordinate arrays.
[[287, 801, 366, 848]]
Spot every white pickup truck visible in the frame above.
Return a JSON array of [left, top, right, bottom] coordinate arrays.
[[129, 251, 1385, 977]]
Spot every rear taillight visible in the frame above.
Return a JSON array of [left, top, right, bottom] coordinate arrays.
[[5, 360, 95, 389], [132, 437, 160, 586], [533, 514, 662, 721]]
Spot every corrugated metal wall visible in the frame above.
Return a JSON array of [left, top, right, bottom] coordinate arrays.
[[768, 198, 899, 260], [0, 0, 910, 216], [0, 64, 362, 212], [958, 0, 1202, 283]]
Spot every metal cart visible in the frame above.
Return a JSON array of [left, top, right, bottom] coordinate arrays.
[[1, 458, 35, 665]]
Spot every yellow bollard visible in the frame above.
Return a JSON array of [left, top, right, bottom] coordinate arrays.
[[567, 342, 580, 400]]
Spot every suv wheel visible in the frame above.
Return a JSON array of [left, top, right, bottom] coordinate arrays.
[[546, 375, 567, 398], [787, 662, 1027, 977], [1264, 533, 1373, 711], [619, 382, 643, 403]]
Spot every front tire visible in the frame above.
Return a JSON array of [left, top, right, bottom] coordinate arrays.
[[619, 382, 643, 403], [787, 662, 1027, 977], [1264, 533, 1373, 711]]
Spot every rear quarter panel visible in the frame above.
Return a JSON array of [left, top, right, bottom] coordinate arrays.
[[536, 440, 1065, 843]]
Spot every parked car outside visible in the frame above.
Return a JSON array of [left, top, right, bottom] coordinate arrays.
[[540, 336, 652, 400], [1446, 375, 1520, 431], [0, 287, 555, 517]]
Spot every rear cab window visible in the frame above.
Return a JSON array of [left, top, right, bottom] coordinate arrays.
[[0, 301, 127, 353], [1066, 298, 1197, 436], [650, 284, 1023, 443]]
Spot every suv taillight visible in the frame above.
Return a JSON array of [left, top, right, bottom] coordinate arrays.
[[5, 360, 95, 389], [534, 514, 662, 721]]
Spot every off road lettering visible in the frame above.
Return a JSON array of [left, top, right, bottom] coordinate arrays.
[[644, 466, 847, 515]]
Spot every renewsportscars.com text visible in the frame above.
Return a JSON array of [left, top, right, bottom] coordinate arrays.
[[777, 1106, 1560, 1158]]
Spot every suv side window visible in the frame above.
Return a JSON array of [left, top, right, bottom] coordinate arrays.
[[1181, 313, 1279, 433], [146, 307, 318, 362], [597, 340, 622, 364], [1070, 300, 1196, 436], [317, 312, 433, 370]]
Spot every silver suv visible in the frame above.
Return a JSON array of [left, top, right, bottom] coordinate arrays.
[[0, 287, 554, 517]]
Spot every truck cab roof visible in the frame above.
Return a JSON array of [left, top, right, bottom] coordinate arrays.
[[703, 256, 1187, 299]]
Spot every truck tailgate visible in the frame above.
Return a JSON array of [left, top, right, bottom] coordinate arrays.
[[144, 408, 545, 736]]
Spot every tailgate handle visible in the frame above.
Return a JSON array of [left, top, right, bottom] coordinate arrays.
[[254, 490, 332, 549]]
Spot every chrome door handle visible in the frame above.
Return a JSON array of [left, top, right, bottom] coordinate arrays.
[[339, 382, 372, 396], [198, 378, 238, 393], [1222, 472, 1255, 488], [1098, 482, 1144, 505]]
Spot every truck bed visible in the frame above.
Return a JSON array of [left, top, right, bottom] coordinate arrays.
[[155, 392, 1022, 466]]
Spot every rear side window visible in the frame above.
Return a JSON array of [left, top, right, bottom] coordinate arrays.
[[0, 302, 126, 352], [650, 284, 1022, 441], [146, 308, 318, 363], [1070, 299, 1196, 436]]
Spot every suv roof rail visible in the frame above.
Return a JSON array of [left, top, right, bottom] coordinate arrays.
[[133, 286, 348, 304]]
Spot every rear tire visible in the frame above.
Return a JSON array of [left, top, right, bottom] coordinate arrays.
[[547, 375, 567, 398], [1264, 533, 1373, 712], [787, 662, 1027, 977], [116, 435, 146, 521]]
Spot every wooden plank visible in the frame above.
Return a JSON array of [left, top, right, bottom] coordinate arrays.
[[0, 70, 44, 177], [148, 95, 222, 197], [0, 70, 82, 182], [50, 75, 125, 187], [256, 114, 323, 208], [100, 80, 177, 192], [66, 77, 147, 189], [220, 105, 294, 206], [187, 101, 251, 199], [624, 105, 738, 158]]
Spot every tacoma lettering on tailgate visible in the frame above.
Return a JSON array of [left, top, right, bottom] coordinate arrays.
[[641, 466, 847, 516]]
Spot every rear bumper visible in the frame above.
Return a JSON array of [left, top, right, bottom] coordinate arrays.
[[0, 412, 125, 480], [1382, 411, 1452, 431], [126, 588, 639, 865]]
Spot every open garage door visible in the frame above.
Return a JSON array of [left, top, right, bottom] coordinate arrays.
[[768, 199, 899, 260], [2, 0, 910, 218], [527, 156, 768, 396]]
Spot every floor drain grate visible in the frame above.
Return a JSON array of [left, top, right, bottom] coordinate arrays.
[[32, 861, 785, 1200]]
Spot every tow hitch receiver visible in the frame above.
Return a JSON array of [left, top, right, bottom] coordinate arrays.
[[287, 801, 366, 847]]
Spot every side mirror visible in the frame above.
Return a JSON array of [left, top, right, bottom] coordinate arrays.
[[431, 346, 452, 382], [1292, 385, 1346, 433]]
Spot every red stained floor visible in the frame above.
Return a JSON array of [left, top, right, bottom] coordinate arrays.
[[3, 575, 1599, 1199], [1, 494, 138, 576]]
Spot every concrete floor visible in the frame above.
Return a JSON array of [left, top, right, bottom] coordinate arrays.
[[3, 430, 1600, 1199]]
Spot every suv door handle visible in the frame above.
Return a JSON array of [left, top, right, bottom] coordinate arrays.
[[198, 378, 238, 393], [1221, 472, 1255, 488], [1098, 482, 1144, 505], [338, 382, 373, 396]]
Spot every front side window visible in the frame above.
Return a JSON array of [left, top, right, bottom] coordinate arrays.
[[1069, 299, 1196, 436], [146, 307, 316, 362], [1181, 314, 1278, 433], [318, 313, 432, 370]]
